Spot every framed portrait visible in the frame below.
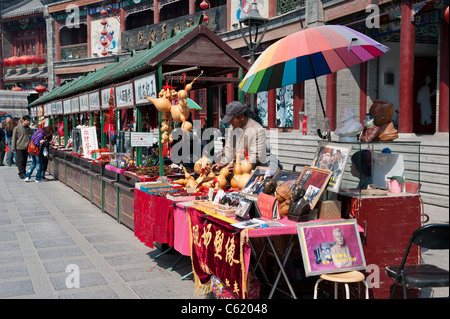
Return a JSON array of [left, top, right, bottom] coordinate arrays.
[[298, 167, 332, 210], [234, 197, 254, 220], [241, 166, 278, 196], [273, 170, 301, 190], [311, 143, 352, 193], [297, 219, 366, 277]]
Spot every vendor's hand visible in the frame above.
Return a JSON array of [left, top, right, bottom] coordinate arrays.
[[211, 162, 226, 171]]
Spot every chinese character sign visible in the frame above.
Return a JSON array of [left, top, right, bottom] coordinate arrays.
[[187, 207, 251, 299], [134, 72, 157, 105], [115, 83, 134, 108], [80, 126, 99, 159]]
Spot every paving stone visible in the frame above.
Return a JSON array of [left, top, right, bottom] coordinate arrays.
[[50, 271, 108, 291], [37, 246, 85, 260], [0, 279, 34, 298], [57, 287, 120, 299], [0, 251, 24, 265], [0, 264, 29, 279], [33, 237, 76, 249], [43, 256, 96, 274]]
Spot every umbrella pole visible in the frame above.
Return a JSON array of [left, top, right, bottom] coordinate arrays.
[[308, 55, 331, 142]]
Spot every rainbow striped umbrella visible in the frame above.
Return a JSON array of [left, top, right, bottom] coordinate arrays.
[[239, 25, 389, 94]]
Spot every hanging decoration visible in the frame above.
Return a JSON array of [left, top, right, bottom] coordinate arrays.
[[100, 8, 110, 56], [144, 70, 203, 146], [199, 0, 211, 23], [34, 85, 47, 95], [104, 87, 116, 133]]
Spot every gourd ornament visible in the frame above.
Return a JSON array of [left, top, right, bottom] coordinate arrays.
[[237, 155, 252, 189], [144, 95, 172, 113], [194, 155, 212, 175], [231, 154, 242, 188]]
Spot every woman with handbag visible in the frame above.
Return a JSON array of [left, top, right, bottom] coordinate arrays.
[[24, 126, 54, 183]]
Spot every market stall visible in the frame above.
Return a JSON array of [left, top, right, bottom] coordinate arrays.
[[28, 21, 427, 299]]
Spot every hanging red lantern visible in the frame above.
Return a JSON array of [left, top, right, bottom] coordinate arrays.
[[101, 49, 108, 56], [32, 55, 41, 65], [3, 58, 11, 67], [100, 38, 108, 47], [10, 56, 21, 66], [20, 55, 33, 65], [203, 14, 209, 22], [100, 8, 108, 15], [101, 19, 108, 26], [200, 0, 209, 10], [101, 28, 108, 36], [35, 85, 47, 94], [39, 56, 46, 64]]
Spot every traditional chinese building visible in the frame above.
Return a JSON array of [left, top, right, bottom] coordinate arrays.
[[1, 0, 50, 97], [1, 0, 448, 214]]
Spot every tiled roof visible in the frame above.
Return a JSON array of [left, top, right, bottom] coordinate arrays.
[[29, 21, 250, 107], [1, 0, 44, 19]]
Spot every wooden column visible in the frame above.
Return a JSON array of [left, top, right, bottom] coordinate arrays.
[[267, 89, 276, 129], [326, 73, 336, 131], [154, 0, 160, 24], [189, 0, 196, 14], [398, 0, 415, 133], [226, 73, 234, 104], [87, 14, 92, 57], [359, 62, 367, 123], [120, 8, 126, 32], [55, 20, 61, 61], [439, 20, 449, 132]]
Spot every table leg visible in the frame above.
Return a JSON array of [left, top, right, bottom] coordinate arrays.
[[267, 235, 297, 299], [248, 239, 270, 285], [153, 246, 173, 259]]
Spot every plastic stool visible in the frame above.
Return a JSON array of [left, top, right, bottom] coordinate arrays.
[[313, 271, 369, 299]]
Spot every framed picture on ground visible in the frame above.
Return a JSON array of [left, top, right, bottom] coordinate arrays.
[[297, 219, 366, 277], [311, 143, 352, 193], [298, 166, 332, 210]]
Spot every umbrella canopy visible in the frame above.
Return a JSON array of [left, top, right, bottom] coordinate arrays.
[[239, 25, 389, 94]]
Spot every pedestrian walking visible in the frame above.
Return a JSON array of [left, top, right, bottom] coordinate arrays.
[[0, 120, 6, 166], [5, 115, 17, 166], [11, 115, 32, 179], [24, 126, 54, 182], [38, 126, 53, 181]]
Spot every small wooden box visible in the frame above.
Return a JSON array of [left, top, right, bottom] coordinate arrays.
[[317, 200, 342, 220]]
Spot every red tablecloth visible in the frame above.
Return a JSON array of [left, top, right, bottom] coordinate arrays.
[[133, 189, 174, 249]]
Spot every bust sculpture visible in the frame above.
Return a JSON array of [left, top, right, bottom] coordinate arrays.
[[261, 178, 277, 197], [368, 100, 398, 141], [359, 113, 381, 142], [275, 185, 292, 218], [334, 105, 363, 142], [287, 184, 311, 222]]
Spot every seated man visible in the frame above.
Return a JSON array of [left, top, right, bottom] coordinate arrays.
[[212, 101, 268, 171], [368, 100, 398, 141]]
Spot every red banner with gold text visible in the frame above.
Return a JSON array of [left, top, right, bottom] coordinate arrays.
[[187, 207, 250, 299]]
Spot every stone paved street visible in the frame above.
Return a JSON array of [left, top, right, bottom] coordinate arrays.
[[0, 165, 200, 299]]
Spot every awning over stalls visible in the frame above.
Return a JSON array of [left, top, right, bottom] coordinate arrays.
[[29, 22, 250, 108]]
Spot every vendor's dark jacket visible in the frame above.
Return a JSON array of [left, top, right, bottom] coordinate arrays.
[[11, 124, 33, 151]]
